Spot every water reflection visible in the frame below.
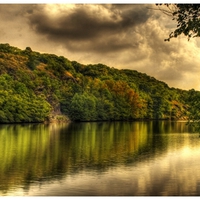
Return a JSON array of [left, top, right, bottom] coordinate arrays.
[[0, 121, 200, 196]]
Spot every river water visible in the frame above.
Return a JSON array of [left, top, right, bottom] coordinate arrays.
[[0, 121, 200, 196]]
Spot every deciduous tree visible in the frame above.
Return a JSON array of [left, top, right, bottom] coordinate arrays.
[[157, 4, 200, 41]]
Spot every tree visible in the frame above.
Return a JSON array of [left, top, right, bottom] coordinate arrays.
[[69, 93, 97, 121], [156, 4, 200, 41], [157, 4, 200, 132], [186, 89, 200, 133]]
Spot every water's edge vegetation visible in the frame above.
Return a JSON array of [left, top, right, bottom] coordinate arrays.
[[0, 43, 199, 124]]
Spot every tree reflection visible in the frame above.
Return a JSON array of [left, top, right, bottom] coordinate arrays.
[[0, 121, 194, 195]]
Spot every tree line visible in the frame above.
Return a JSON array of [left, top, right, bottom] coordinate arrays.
[[0, 43, 198, 123]]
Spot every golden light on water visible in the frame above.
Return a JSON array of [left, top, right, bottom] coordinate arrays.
[[1, 122, 200, 196]]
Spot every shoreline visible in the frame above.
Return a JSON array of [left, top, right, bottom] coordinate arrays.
[[0, 118, 188, 125]]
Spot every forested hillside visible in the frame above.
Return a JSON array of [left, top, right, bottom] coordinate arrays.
[[0, 43, 198, 123]]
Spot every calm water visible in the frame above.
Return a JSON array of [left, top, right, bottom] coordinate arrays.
[[0, 121, 200, 196]]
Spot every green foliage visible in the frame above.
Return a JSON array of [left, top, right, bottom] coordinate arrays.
[[27, 55, 40, 70], [185, 89, 200, 132], [0, 43, 22, 54], [69, 93, 97, 121], [0, 43, 196, 123], [0, 74, 51, 123], [157, 4, 200, 41]]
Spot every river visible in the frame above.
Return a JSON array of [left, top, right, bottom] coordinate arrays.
[[0, 120, 200, 196]]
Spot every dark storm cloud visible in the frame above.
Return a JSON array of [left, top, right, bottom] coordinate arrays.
[[27, 4, 151, 53]]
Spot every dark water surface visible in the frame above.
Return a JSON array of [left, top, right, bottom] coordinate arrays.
[[0, 121, 200, 196]]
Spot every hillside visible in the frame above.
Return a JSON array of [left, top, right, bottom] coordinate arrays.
[[0, 43, 196, 123]]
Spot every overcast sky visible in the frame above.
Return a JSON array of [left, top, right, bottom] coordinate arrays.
[[1, 3, 200, 90]]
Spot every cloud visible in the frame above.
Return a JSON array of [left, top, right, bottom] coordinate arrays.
[[0, 4, 200, 90], [27, 4, 152, 53], [0, 4, 42, 47]]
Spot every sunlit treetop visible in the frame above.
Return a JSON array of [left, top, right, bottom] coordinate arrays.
[[156, 4, 200, 41]]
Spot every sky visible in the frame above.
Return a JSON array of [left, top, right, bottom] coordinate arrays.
[[1, 2, 200, 90]]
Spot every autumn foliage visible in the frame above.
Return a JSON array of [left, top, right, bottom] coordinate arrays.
[[0, 43, 194, 123]]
